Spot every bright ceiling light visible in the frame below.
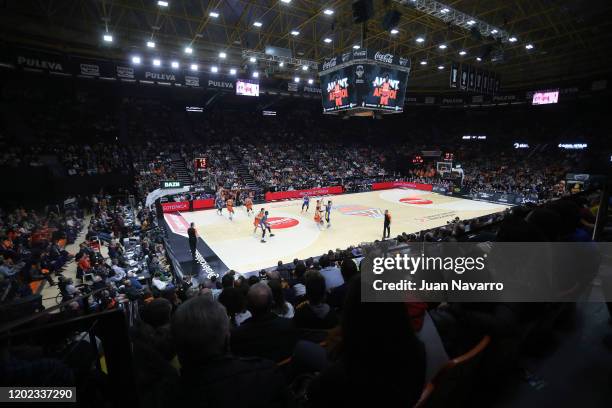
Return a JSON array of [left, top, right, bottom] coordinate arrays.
[[279, 62, 284, 67], [103, 34, 113, 42], [420, 60, 427, 65], [323, 9, 334, 15], [291, 30, 300, 36], [491, 29, 498, 34], [229, 68, 237, 75], [209, 12, 219, 18], [476, 57, 482, 61], [416, 37, 425, 43], [211, 66, 218, 73], [281, 0, 291, 3], [219, 52, 227, 58], [184, 47, 193, 54], [157, 1, 168, 7], [438, 65, 444, 70], [440, 8, 449, 13], [390, 28, 399, 35], [147, 41, 155, 48], [353, 44, 361, 49], [153, 59, 161, 66], [302, 65, 308, 71], [323, 38, 332, 43], [438, 44, 447, 49], [467, 20, 476, 25], [190, 64, 198, 71], [308, 79, 313, 84], [252, 71, 259, 78], [171, 61, 179, 68], [509, 36, 518, 42], [459, 50, 467, 56], [249, 57, 256, 63], [253, 21, 262, 27], [525, 44, 534, 50], [294, 77, 300, 83], [132, 56, 141, 64]]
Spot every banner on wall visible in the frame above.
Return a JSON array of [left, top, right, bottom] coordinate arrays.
[[371, 181, 433, 191], [161, 201, 190, 213]]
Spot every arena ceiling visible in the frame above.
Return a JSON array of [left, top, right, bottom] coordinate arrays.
[[1, 0, 611, 90]]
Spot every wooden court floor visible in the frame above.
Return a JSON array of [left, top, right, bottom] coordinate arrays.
[[179, 188, 509, 273]]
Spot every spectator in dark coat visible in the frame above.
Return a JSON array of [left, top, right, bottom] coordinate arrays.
[[293, 270, 339, 330]]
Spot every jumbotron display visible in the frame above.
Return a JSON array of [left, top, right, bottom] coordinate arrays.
[[318, 49, 410, 115]]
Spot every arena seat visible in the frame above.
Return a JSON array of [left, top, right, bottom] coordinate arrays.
[[415, 335, 491, 408]]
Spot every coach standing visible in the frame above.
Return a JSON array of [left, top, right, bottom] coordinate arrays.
[[187, 222, 197, 260], [383, 210, 391, 239]]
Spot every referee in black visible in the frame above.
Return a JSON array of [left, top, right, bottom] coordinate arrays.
[[187, 222, 197, 260], [383, 210, 391, 239]]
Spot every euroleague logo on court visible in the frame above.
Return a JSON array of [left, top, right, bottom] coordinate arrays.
[[400, 197, 433, 205], [336, 205, 384, 218], [267, 217, 299, 229]]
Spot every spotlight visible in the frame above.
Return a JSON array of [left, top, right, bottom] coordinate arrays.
[[157, 1, 168, 7], [308, 79, 314, 84], [153, 59, 161, 66], [390, 28, 399, 35], [509, 36, 518, 42], [353, 45, 361, 49], [459, 50, 467, 56], [132, 56, 141, 64], [249, 57, 256, 63], [219, 52, 227, 58], [209, 12, 219, 18], [491, 29, 498, 34], [437, 65, 444, 70], [291, 30, 300, 36], [103, 34, 113, 42], [302, 65, 308, 71], [294, 77, 300, 83], [438, 44, 447, 49], [420, 60, 427, 65], [323, 38, 332, 43], [279, 62, 284, 67], [147, 41, 155, 48], [171, 61, 179, 68], [229, 68, 237, 75], [281, 0, 291, 3], [440, 8, 449, 13], [211, 66, 218, 73], [467, 20, 476, 25], [525, 44, 534, 50], [252, 71, 259, 78], [253, 21, 262, 27], [190, 64, 198, 71], [416, 37, 425, 43], [184, 47, 193, 54], [476, 57, 482, 61], [324, 9, 334, 15]]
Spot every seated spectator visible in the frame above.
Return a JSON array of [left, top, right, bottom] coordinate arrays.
[[328, 258, 359, 310], [306, 277, 426, 407], [318, 255, 344, 291], [230, 282, 298, 362], [293, 270, 339, 330], [172, 296, 289, 408], [269, 279, 294, 319]]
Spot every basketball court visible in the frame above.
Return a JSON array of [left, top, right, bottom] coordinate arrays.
[[164, 188, 510, 273]]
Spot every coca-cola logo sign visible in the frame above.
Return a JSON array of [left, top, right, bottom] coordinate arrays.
[[353, 49, 367, 59], [374, 51, 394, 64], [322, 57, 337, 70]]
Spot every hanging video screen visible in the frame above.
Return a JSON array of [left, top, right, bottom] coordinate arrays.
[[320, 63, 409, 113]]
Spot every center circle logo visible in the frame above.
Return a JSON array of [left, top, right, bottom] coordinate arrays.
[[400, 197, 433, 205], [267, 217, 299, 229]]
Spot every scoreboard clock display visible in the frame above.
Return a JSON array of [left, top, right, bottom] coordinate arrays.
[[194, 158, 207, 171]]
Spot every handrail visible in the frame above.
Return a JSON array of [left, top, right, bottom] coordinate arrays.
[[592, 177, 610, 241]]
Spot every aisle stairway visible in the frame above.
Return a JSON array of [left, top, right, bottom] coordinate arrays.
[[170, 155, 193, 186]]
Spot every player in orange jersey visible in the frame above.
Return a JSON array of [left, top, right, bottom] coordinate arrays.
[[226, 198, 235, 220], [314, 209, 324, 229], [245, 196, 254, 216], [254, 208, 264, 234]]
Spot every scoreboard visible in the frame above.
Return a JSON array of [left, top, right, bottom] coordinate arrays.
[[194, 158, 207, 172], [318, 49, 410, 115]]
